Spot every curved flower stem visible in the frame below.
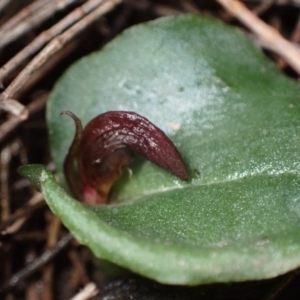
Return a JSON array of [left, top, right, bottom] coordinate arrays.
[[60, 111, 83, 201]]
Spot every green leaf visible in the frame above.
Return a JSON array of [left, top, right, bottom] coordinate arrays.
[[18, 164, 45, 190], [44, 14, 300, 284]]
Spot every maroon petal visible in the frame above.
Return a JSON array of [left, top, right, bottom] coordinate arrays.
[[63, 111, 189, 204]]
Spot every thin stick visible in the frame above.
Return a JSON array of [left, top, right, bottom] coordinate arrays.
[[0, 0, 78, 50], [0, 92, 48, 142], [179, 0, 201, 13], [68, 249, 90, 289], [216, 0, 300, 75], [253, 0, 275, 15], [0, 0, 50, 34], [0, 146, 12, 222], [0, 0, 11, 14], [0, 138, 30, 225], [0, 233, 73, 292], [0, 0, 122, 117], [0, 192, 45, 232], [263, 270, 300, 300], [291, 13, 300, 43], [0, 0, 106, 86], [25, 281, 41, 300], [42, 215, 61, 300], [70, 283, 98, 300], [0, 98, 28, 119], [245, 0, 300, 7]]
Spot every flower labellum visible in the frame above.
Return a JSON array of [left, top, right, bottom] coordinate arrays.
[[62, 111, 189, 204]]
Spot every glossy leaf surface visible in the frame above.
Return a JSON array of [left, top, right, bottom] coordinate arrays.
[[43, 15, 300, 284]]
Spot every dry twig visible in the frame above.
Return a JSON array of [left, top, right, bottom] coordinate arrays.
[[263, 270, 300, 300], [0, 99, 28, 120], [179, 0, 201, 13], [0, 0, 51, 35], [216, 0, 300, 74], [0, 0, 11, 14], [42, 214, 61, 300], [0, 91, 48, 142], [68, 249, 90, 290], [0, 0, 79, 50], [253, 0, 275, 15], [291, 13, 300, 43], [70, 283, 98, 300], [0, 146, 12, 222], [0, 0, 106, 86], [0, 193, 44, 233], [245, 0, 300, 7], [0, 0, 122, 118], [1, 138, 29, 222], [0, 233, 73, 293]]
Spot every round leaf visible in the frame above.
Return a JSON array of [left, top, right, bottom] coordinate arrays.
[[45, 15, 300, 284]]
